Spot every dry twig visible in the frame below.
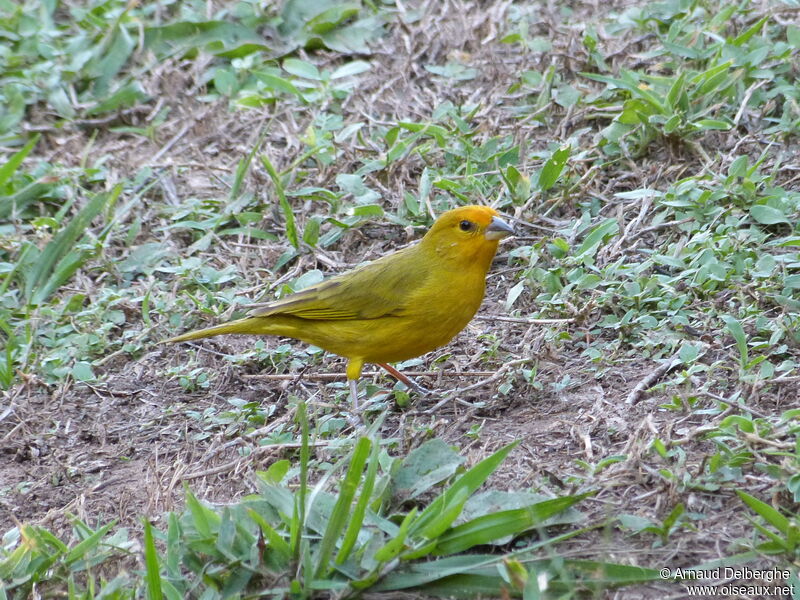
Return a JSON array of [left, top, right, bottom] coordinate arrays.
[[626, 355, 682, 405]]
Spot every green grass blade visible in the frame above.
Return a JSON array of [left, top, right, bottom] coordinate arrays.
[[1, 181, 58, 220], [185, 490, 220, 538], [665, 72, 686, 112], [410, 487, 471, 546], [24, 185, 121, 305], [28, 524, 69, 554], [142, 520, 163, 600], [730, 15, 769, 46], [378, 555, 661, 594], [165, 513, 181, 576], [64, 521, 115, 565], [737, 491, 789, 534], [314, 436, 371, 577], [336, 437, 380, 564], [292, 400, 309, 560], [660, 502, 685, 540], [373, 554, 501, 591], [372, 507, 418, 564], [260, 154, 298, 248], [408, 441, 519, 540], [247, 508, 292, 566], [693, 60, 733, 95], [558, 560, 662, 586], [230, 134, 263, 200], [0, 318, 18, 389], [0, 134, 39, 187], [434, 494, 590, 555]]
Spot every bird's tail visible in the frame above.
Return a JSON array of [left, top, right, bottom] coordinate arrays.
[[162, 317, 261, 344]]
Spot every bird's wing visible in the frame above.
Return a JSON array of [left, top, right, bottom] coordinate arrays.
[[249, 248, 427, 321]]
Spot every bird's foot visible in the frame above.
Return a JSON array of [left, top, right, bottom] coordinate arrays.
[[345, 411, 363, 427], [377, 362, 435, 396], [405, 380, 433, 396]]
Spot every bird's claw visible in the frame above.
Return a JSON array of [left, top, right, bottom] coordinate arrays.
[[405, 381, 433, 396]]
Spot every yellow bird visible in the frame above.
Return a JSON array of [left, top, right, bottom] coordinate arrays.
[[165, 205, 514, 408]]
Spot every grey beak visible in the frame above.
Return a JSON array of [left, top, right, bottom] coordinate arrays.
[[485, 215, 515, 240]]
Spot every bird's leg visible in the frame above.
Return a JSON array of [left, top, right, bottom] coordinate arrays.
[[345, 378, 363, 428], [377, 363, 431, 395], [346, 358, 365, 411], [349, 378, 359, 411]]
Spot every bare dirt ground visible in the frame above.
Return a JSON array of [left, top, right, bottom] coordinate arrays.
[[2, 0, 798, 597]]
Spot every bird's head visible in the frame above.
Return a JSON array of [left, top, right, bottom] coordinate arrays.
[[421, 205, 514, 269]]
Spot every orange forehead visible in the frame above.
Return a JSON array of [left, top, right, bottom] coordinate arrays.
[[438, 205, 499, 227]]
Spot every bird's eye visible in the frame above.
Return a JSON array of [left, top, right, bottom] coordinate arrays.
[[459, 220, 474, 232]]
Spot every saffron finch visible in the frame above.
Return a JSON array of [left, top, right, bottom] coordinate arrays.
[[166, 205, 514, 408]]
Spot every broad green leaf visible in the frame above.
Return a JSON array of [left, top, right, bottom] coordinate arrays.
[[352, 204, 384, 217], [505, 280, 525, 310], [254, 71, 304, 98], [692, 119, 732, 131], [728, 155, 748, 178], [788, 25, 800, 48], [71, 362, 95, 382], [722, 315, 748, 367], [185, 491, 221, 538], [393, 439, 464, 500], [283, 58, 321, 80], [306, 4, 360, 34], [553, 84, 580, 107], [408, 441, 519, 540], [85, 82, 149, 116], [575, 218, 618, 258], [783, 274, 800, 289], [330, 60, 371, 79], [750, 205, 789, 225], [144, 21, 265, 59], [316, 17, 384, 54], [90, 24, 136, 97], [538, 146, 571, 191], [663, 113, 682, 134], [694, 60, 734, 95], [213, 68, 238, 95]]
